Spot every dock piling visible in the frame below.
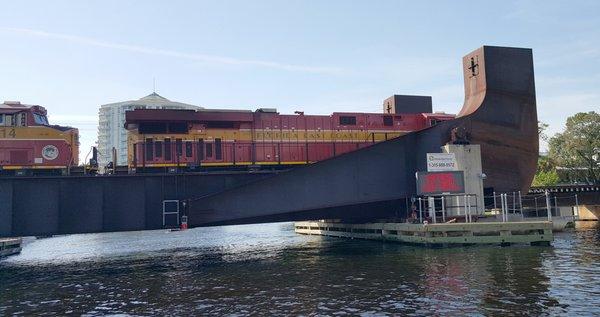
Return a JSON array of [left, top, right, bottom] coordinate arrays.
[[545, 190, 552, 221]]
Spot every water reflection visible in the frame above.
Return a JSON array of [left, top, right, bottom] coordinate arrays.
[[1, 222, 599, 315]]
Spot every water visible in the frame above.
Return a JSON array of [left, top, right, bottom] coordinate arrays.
[[1, 223, 600, 316]]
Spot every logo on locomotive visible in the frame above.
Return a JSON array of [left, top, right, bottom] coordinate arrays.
[[42, 145, 59, 160]]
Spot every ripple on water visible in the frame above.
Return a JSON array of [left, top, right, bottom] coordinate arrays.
[[1, 222, 600, 315]]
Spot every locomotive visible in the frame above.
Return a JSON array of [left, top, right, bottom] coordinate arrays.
[[0, 101, 80, 175], [124, 95, 454, 172], [0, 95, 453, 175]]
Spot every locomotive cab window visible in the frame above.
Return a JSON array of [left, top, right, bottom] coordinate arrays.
[[339, 116, 356, 126], [15, 113, 27, 127], [3, 115, 14, 126], [34, 113, 49, 125]]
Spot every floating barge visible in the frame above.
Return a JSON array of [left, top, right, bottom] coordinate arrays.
[[0, 237, 22, 258], [295, 221, 553, 246]]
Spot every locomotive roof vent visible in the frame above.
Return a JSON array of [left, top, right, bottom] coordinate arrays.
[[256, 108, 277, 113], [3, 101, 22, 106]]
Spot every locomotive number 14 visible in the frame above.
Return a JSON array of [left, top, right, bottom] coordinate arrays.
[[0, 128, 16, 138]]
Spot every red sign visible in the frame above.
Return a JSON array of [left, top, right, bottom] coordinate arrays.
[[416, 171, 465, 195]]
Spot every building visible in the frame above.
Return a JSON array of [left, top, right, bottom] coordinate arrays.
[[97, 92, 201, 167]]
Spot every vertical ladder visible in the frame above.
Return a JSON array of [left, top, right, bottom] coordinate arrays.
[[162, 200, 180, 228]]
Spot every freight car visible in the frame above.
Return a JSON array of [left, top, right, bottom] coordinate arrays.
[[0, 101, 80, 175], [124, 95, 454, 172]]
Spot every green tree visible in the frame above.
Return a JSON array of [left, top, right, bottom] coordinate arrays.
[[532, 169, 560, 186], [538, 121, 549, 142], [533, 152, 559, 186], [531, 122, 559, 186], [548, 111, 600, 184]]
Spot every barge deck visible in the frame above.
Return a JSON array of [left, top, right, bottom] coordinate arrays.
[[0, 237, 22, 258], [295, 221, 553, 246]]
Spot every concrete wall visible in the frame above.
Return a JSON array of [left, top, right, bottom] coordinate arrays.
[[577, 205, 600, 220], [442, 144, 485, 215]]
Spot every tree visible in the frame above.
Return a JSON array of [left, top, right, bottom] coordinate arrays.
[[538, 121, 549, 142], [533, 151, 559, 186], [548, 111, 600, 184], [532, 122, 559, 186], [532, 170, 560, 186]]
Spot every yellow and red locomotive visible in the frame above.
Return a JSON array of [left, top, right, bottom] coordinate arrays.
[[124, 96, 453, 172], [0, 101, 79, 175]]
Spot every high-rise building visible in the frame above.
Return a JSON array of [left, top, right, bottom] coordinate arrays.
[[97, 93, 201, 167]]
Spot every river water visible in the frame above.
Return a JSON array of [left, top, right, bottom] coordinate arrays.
[[1, 222, 599, 316]]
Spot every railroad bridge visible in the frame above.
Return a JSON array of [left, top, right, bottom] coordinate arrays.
[[525, 185, 600, 220], [2, 45, 580, 238], [529, 185, 600, 205]]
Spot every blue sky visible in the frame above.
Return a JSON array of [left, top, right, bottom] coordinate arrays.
[[1, 0, 599, 155]]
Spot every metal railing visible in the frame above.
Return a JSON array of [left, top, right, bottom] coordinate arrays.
[[408, 190, 583, 225], [415, 193, 479, 224], [485, 190, 581, 222]]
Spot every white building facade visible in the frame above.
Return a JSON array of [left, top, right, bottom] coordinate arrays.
[[97, 93, 201, 167]]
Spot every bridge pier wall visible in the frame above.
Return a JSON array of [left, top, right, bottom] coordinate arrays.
[[578, 205, 600, 221], [0, 172, 275, 237]]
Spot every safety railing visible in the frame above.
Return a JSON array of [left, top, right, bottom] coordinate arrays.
[[414, 194, 479, 224], [485, 191, 581, 222]]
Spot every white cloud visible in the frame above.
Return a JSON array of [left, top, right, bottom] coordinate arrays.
[[0, 27, 344, 74]]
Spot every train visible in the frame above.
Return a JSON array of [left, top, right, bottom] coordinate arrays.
[[0, 101, 81, 176], [0, 95, 454, 175], [124, 97, 454, 173]]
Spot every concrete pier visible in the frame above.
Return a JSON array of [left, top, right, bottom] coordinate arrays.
[[577, 205, 600, 221], [0, 237, 22, 258], [295, 221, 553, 246]]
